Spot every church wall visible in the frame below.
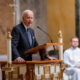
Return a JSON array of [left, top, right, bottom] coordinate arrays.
[[47, 0, 75, 49], [0, 0, 14, 54]]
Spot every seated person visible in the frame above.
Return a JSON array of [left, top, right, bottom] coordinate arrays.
[[63, 37, 80, 80]]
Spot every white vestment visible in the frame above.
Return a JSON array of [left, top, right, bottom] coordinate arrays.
[[64, 47, 80, 80]]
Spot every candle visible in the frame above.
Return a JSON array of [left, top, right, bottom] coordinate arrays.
[[58, 30, 63, 60], [7, 32, 12, 64], [0, 64, 2, 80]]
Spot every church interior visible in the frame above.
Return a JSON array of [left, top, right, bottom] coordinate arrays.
[[0, 0, 79, 80]]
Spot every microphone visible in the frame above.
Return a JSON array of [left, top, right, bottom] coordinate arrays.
[[37, 26, 56, 56], [37, 26, 58, 57], [37, 26, 53, 43]]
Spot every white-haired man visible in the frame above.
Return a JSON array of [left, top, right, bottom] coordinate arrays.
[[64, 37, 80, 80], [11, 10, 38, 62]]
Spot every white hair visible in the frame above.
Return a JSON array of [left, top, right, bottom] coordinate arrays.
[[22, 10, 33, 17]]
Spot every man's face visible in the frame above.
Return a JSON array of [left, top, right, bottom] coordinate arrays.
[[71, 38, 79, 48], [22, 12, 34, 27]]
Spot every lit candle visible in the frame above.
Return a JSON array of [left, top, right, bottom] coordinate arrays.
[[0, 64, 2, 80], [58, 30, 63, 60], [7, 32, 12, 64]]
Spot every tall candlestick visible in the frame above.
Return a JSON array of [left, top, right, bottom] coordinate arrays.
[[58, 30, 63, 60], [0, 64, 2, 80], [7, 32, 12, 64]]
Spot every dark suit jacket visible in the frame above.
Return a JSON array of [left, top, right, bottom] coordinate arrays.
[[11, 22, 38, 61]]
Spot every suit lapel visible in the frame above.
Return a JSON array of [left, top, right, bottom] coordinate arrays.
[[20, 23, 31, 47]]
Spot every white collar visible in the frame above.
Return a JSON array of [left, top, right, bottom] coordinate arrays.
[[70, 47, 78, 50], [23, 23, 28, 31]]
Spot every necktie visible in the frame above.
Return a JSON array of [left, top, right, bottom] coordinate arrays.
[[27, 28, 32, 46]]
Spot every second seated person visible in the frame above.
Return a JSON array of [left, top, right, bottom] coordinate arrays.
[[11, 10, 39, 62], [64, 37, 80, 80]]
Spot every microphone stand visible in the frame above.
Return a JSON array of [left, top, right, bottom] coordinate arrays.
[[37, 26, 59, 59], [37, 26, 53, 43], [37, 26, 55, 49]]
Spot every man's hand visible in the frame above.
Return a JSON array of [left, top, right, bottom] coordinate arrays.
[[15, 57, 25, 63], [48, 56, 57, 60]]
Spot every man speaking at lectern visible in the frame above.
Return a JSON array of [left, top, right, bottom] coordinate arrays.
[[11, 10, 38, 62]]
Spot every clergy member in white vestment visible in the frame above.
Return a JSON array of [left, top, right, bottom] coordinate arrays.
[[64, 37, 80, 80]]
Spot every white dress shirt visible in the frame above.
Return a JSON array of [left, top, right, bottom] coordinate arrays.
[[64, 47, 80, 67], [64, 47, 80, 80]]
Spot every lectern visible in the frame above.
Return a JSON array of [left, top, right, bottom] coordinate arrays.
[[0, 43, 63, 80], [24, 43, 63, 60], [24, 43, 64, 80]]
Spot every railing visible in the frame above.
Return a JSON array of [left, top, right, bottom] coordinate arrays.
[[0, 60, 63, 80]]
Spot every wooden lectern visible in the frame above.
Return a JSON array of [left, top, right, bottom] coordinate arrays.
[[0, 43, 64, 80], [24, 43, 63, 60], [24, 43, 64, 80]]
